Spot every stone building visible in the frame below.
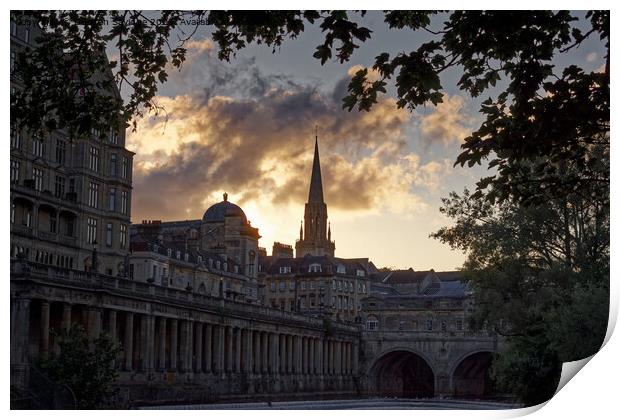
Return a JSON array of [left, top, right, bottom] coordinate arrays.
[[10, 17, 134, 276], [129, 231, 257, 302], [359, 268, 501, 398], [295, 136, 335, 258]]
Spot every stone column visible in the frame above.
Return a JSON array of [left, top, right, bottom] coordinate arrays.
[[252, 330, 260, 373], [279, 334, 286, 374], [295, 335, 302, 374], [61, 303, 71, 330], [271, 332, 279, 374], [179, 319, 188, 372], [317, 338, 323, 375], [11, 298, 30, 365], [243, 328, 253, 373], [195, 322, 203, 373], [158, 317, 167, 371], [261, 331, 269, 374], [124, 312, 134, 371], [87, 308, 102, 340], [169, 319, 178, 371], [108, 310, 117, 343], [213, 324, 224, 374], [234, 328, 242, 373], [187, 320, 194, 373], [204, 323, 212, 373], [302, 337, 308, 375], [287, 335, 293, 374], [145, 315, 155, 373], [336, 340, 341, 375], [40, 301, 50, 355], [309, 338, 315, 375], [329, 340, 334, 375], [325, 340, 330, 375], [225, 326, 233, 372], [10, 298, 30, 387], [352, 341, 359, 375]]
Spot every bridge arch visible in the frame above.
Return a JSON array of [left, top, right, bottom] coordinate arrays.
[[368, 349, 435, 398], [449, 350, 497, 398]]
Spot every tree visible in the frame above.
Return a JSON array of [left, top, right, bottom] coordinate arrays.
[[431, 183, 609, 405], [37, 325, 121, 409]]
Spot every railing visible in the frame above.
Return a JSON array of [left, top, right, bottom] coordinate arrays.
[[10, 259, 357, 333]]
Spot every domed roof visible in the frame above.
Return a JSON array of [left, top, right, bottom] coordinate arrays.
[[202, 193, 247, 223]]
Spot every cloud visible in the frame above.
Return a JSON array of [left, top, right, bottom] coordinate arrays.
[[128, 61, 452, 223], [419, 95, 475, 146], [587, 52, 598, 63]]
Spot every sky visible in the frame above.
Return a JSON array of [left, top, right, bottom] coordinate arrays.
[[120, 11, 606, 271]]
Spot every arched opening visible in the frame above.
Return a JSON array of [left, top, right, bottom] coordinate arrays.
[[59, 210, 77, 237], [452, 351, 495, 398], [37, 204, 58, 233], [369, 350, 435, 398], [12, 197, 34, 228]]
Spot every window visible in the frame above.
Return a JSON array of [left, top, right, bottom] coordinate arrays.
[[32, 167, 43, 191], [129, 264, 134, 280], [332, 280, 336, 290], [119, 224, 127, 249], [55, 139, 66, 164], [54, 175, 65, 198], [270, 281, 276, 292], [11, 20, 17, 36], [87, 217, 98, 244], [338, 280, 342, 291], [32, 136, 44, 157], [456, 320, 463, 331], [68, 178, 75, 193], [301, 281, 306, 290], [88, 182, 99, 208], [309, 263, 322, 273], [10, 51, 16, 72], [120, 190, 128, 214], [366, 317, 378, 331], [89, 146, 100, 172], [289, 280, 295, 291], [356, 269, 365, 277], [167, 249, 172, 257], [426, 319, 433, 331], [109, 129, 118, 144], [106, 223, 113, 247], [331, 296, 335, 307], [24, 28, 29, 42], [108, 188, 116, 211], [110, 153, 117, 176], [336, 264, 346, 274], [121, 156, 129, 178], [10, 160, 20, 183], [11, 124, 20, 149], [362, 284, 367, 293], [65, 217, 74, 237], [441, 320, 447, 332], [279, 266, 291, 274]]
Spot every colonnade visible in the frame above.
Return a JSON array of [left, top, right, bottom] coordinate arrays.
[[11, 299, 359, 381]]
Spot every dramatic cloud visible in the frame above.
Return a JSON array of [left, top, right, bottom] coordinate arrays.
[[128, 60, 454, 223], [419, 95, 475, 146]]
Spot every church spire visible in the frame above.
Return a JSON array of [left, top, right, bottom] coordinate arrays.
[[308, 127, 324, 203]]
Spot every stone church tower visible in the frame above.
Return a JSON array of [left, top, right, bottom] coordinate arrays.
[[295, 135, 336, 258]]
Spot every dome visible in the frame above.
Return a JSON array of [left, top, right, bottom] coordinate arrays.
[[202, 193, 247, 223]]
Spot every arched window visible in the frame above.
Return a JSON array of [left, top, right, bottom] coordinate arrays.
[[366, 315, 379, 331]]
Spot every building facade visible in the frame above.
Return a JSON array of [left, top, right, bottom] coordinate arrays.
[[10, 18, 134, 277]]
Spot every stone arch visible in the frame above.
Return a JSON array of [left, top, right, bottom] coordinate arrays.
[[450, 350, 497, 398], [368, 348, 435, 398]]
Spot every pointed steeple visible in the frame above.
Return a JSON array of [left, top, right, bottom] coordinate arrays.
[[300, 221, 303, 240], [308, 129, 324, 203]]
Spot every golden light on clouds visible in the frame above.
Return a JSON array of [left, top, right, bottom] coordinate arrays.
[[126, 58, 476, 269]]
